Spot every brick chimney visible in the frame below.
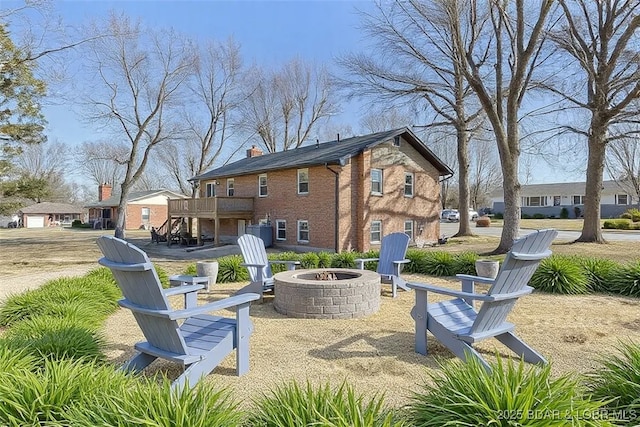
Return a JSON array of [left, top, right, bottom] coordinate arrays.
[[246, 145, 263, 158], [98, 183, 112, 201]]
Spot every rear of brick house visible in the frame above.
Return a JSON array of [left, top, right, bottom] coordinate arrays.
[[174, 128, 452, 252]]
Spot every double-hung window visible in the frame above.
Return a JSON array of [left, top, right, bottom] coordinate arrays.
[[370, 220, 382, 243], [404, 172, 414, 197], [258, 174, 268, 197], [371, 169, 383, 195], [276, 220, 286, 240], [227, 178, 234, 196], [141, 207, 150, 222], [404, 220, 413, 240], [522, 196, 547, 207], [298, 169, 309, 194], [616, 194, 629, 205], [205, 183, 216, 197], [297, 220, 309, 242], [573, 195, 585, 205]]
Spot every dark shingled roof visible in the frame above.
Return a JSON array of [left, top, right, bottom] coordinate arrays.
[[194, 127, 453, 181], [20, 202, 83, 214], [85, 189, 187, 208]]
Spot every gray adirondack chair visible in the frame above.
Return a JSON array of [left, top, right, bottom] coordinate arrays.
[[96, 236, 260, 391], [407, 229, 558, 370], [237, 234, 299, 294], [355, 232, 411, 298]]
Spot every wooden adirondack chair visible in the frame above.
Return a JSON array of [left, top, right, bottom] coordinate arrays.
[[96, 236, 260, 391], [407, 229, 558, 370], [237, 234, 299, 294], [355, 232, 411, 298]]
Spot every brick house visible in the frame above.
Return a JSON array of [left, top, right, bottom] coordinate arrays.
[[169, 128, 453, 252], [85, 184, 187, 230], [19, 202, 84, 228]]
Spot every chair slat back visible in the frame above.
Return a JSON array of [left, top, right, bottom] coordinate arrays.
[[470, 229, 557, 335], [238, 234, 272, 283], [376, 232, 410, 276], [96, 236, 188, 355]]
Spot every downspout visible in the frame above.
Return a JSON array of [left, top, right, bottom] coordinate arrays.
[[325, 163, 340, 253]]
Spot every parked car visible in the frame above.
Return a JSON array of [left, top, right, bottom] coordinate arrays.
[[441, 209, 458, 221], [441, 209, 479, 222]]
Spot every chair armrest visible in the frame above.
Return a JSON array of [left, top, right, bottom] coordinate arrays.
[[118, 293, 261, 320], [393, 259, 411, 265], [407, 282, 533, 302], [162, 284, 204, 296], [241, 262, 266, 268], [455, 274, 496, 285], [269, 260, 300, 270], [355, 258, 378, 269]]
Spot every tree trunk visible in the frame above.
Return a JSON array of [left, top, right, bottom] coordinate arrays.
[[454, 125, 473, 236], [576, 119, 607, 243], [114, 183, 130, 240]]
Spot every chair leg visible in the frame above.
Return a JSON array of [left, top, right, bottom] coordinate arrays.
[[428, 317, 492, 371], [122, 352, 157, 373], [495, 332, 547, 365]]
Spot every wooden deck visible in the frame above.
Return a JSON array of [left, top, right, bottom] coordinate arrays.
[[168, 197, 254, 219]]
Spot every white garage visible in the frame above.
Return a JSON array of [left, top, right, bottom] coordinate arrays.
[[25, 215, 45, 228]]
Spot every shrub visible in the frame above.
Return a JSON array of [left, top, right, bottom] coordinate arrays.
[[608, 261, 640, 297], [475, 216, 491, 227], [603, 219, 632, 230], [575, 206, 582, 218], [521, 213, 532, 219], [529, 255, 589, 294], [248, 380, 401, 427], [66, 380, 243, 427], [154, 264, 171, 288], [620, 212, 633, 220], [578, 257, 619, 293], [452, 252, 478, 275], [560, 207, 569, 219], [494, 212, 504, 219], [317, 252, 333, 268], [331, 251, 358, 268], [406, 356, 610, 427], [422, 252, 455, 276], [300, 252, 320, 269], [405, 249, 429, 274], [71, 219, 82, 227], [359, 250, 380, 271], [183, 263, 197, 275], [269, 252, 301, 273], [627, 208, 640, 222], [2, 316, 105, 364], [588, 341, 640, 424], [0, 358, 137, 426], [532, 213, 545, 219], [217, 255, 249, 283]]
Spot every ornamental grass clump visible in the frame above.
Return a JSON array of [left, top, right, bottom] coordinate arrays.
[[317, 252, 333, 268], [2, 316, 106, 364], [65, 380, 243, 427], [300, 252, 320, 269], [269, 252, 301, 273], [406, 356, 611, 426], [578, 257, 619, 293], [422, 252, 455, 276], [529, 255, 589, 294], [359, 250, 380, 271], [217, 255, 249, 283], [453, 252, 479, 275], [248, 380, 402, 427], [588, 341, 640, 424], [607, 261, 640, 297], [404, 249, 429, 274], [331, 251, 358, 268]]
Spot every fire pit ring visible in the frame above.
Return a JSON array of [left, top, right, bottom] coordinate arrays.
[[273, 268, 381, 319]]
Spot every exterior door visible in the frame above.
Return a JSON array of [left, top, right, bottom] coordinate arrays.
[[237, 220, 245, 236]]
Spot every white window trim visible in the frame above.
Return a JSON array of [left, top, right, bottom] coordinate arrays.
[[404, 172, 414, 197], [205, 182, 215, 198], [227, 178, 234, 196], [370, 220, 382, 244], [616, 194, 629, 205], [141, 207, 150, 221], [371, 169, 383, 195], [276, 219, 286, 241], [297, 168, 309, 194], [572, 195, 585, 205], [258, 174, 268, 197], [297, 220, 309, 243], [404, 220, 413, 240]]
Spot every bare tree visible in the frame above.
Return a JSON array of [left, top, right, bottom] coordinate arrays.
[[81, 13, 196, 238], [549, 0, 640, 242], [14, 139, 68, 180], [338, 0, 484, 236], [75, 140, 128, 187], [359, 108, 412, 134], [469, 136, 501, 209], [159, 38, 245, 195], [606, 134, 640, 207], [448, 0, 555, 252], [242, 58, 337, 152]]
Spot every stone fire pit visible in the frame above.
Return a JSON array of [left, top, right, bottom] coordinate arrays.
[[273, 268, 381, 319]]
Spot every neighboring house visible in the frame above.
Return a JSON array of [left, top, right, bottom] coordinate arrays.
[[85, 184, 187, 230], [490, 180, 636, 218], [170, 128, 453, 252], [19, 202, 83, 228]]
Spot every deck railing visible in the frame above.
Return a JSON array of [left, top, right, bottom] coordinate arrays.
[[168, 197, 254, 217]]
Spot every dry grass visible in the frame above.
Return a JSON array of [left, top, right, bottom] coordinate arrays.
[[2, 226, 640, 408]]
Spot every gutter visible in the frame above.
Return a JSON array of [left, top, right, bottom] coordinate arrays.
[[325, 163, 341, 253]]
